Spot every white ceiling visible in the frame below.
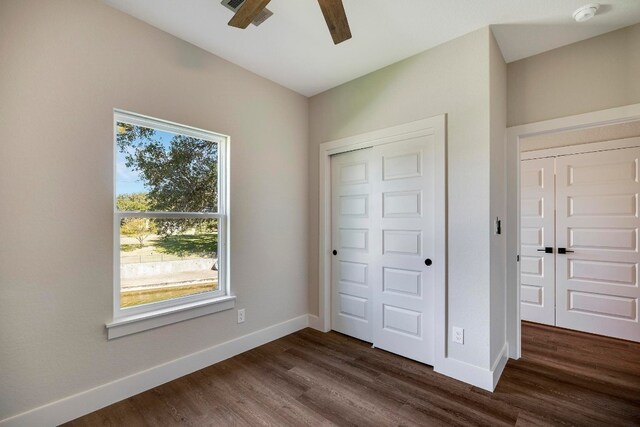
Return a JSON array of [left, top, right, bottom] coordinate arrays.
[[103, 0, 640, 97]]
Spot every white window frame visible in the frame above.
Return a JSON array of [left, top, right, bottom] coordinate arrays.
[[107, 110, 233, 339]]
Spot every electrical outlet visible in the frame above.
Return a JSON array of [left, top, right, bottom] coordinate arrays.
[[453, 326, 464, 344], [237, 309, 245, 324]]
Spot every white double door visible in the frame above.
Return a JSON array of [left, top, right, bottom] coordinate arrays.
[[521, 145, 640, 342], [330, 135, 435, 365]]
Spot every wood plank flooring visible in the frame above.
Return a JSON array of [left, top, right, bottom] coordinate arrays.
[[65, 322, 640, 426]]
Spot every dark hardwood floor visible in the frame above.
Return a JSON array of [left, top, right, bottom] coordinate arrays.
[[65, 322, 640, 426]]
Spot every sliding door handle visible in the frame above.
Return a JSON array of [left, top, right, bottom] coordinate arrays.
[[557, 248, 574, 254], [537, 247, 553, 254]]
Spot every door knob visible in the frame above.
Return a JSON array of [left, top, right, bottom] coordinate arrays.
[[557, 248, 574, 254], [537, 247, 554, 253], [424, 258, 432, 266], [332, 250, 337, 255]]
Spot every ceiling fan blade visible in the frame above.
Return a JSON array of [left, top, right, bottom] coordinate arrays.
[[228, 0, 272, 29], [317, 0, 352, 44]]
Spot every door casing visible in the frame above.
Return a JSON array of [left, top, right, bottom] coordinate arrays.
[[317, 115, 447, 368], [507, 102, 640, 359]]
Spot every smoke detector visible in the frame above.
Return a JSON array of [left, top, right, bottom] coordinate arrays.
[[221, 0, 273, 26], [573, 4, 600, 22]]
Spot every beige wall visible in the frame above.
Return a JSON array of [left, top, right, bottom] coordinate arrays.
[[508, 23, 640, 127], [309, 27, 505, 370], [6, 0, 635, 417], [0, 0, 308, 419], [489, 31, 508, 365]]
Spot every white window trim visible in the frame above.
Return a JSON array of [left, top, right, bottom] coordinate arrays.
[[107, 109, 232, 339]]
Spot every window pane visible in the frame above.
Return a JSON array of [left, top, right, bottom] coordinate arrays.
[[120, 218, 219, 308], [116, 122, 219, 213]]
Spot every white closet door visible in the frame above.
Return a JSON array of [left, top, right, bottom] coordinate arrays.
[[520, 157, 556, 325], [330, 148, 374, 342], [555, 147, 640, 342], [371, 135, 435, 365]]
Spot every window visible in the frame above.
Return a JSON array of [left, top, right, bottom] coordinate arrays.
[[107, 110, 232, 338]]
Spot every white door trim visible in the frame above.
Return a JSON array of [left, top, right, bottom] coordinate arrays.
[[507, 102, 640, 359], [317, 115, 447, 368], [521, 136, 640, 160]]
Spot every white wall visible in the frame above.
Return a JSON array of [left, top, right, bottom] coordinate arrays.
[[309, 27, 506, 372], [0, 0, 308, 420]]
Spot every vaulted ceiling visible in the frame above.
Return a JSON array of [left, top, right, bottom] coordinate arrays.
[[103, 0, 640, 96]]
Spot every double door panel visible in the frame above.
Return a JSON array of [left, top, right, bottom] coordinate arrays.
[[520, 157, 556, 325], [556, 148, 640, 341], [521, 146, 640, 342], [331, 135, 435, 365]]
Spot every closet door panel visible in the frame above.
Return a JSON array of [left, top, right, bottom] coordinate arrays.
[[331, 148, 374, 342], [371, 135, 436, 365]]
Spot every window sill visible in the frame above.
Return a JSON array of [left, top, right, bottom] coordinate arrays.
[[106, 295, 236, 339]]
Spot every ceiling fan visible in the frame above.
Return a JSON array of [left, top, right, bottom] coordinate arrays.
[[226, 0, 352, 45]]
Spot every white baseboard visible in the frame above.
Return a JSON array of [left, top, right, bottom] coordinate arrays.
[[491, 343, 509, 390], [434, 343, 509, 392], [307, 314, 322, 330], [0, 314, 311, 427], [435, 358, 494, 391]]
